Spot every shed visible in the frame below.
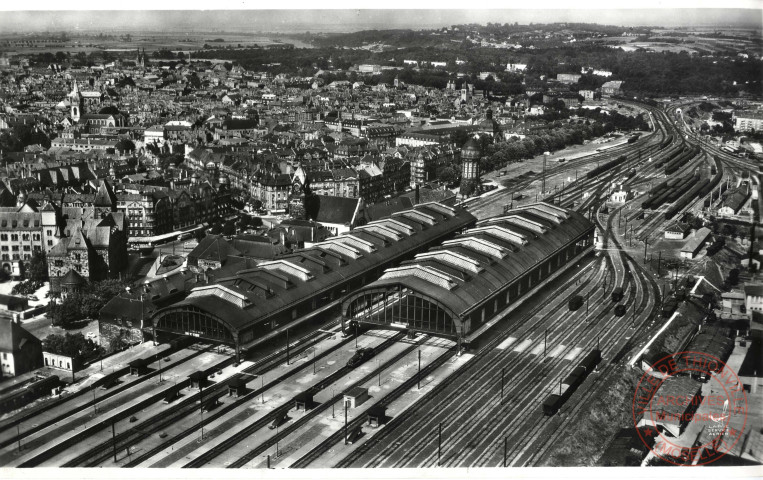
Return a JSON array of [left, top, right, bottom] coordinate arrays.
[[294, 391, 314, 411], [344, 386, 369, 409], [128, 357, 150, 376], [201, 396, 219, 412], [189, 370, 207, 389], [227, 377, 248, 397], [664, 222, 690, 240], [367, 404, 387, 427], [680, 227, 712, 259]]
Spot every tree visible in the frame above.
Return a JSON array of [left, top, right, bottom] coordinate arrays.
[[26, 251, 48, 283], [222, 221, 236, 236], [42, 332, 99, 360], [437, 166, 459, 185], [47, 298, 81, 328], [115, 139, 136, 153]]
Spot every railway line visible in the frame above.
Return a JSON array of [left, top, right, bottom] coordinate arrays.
[[333, 248, 611, 468], [0, 342, 210, 449], [329, 107, 677, 468], [62, 325, 356, 467], [1, 322, 345, 467], [178, 330, 410, 468]]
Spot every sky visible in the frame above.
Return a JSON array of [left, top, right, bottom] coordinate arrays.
[[0, 4, 761, 34]]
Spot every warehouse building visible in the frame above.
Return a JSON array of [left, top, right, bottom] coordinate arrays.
[[150, 203, 476, 361], [341, 203, 595, 348]]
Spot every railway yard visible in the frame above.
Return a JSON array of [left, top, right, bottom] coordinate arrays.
[[0, 97, 761, 468]]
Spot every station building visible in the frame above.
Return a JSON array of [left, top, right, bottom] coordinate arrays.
[[150, 202, 476, 361], [341, 203, 595, 348]]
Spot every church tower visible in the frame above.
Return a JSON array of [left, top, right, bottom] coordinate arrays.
[[69, 79, 82, 122]]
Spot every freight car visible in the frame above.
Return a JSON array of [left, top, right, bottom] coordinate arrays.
[[569, 295, 584, 311], [0, 375, 62, 414], [542, 349, 601, 416], [586, 155, 627, 180], [611, 287, 624, 302]]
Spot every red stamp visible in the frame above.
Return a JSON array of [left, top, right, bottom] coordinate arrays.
[[632, 351, 748, 466]]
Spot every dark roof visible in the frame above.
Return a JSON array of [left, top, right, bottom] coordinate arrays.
[[0, 318, 41, 354], [354, 203, 593, 320], [345, 386, 368, 397], [188, 235, 241, 264], [228, 377, 248, 388], [0, 294, 28, 307], [153, 202, 476, 335], [365, 197, 414, 222], [312, 195, 362, 226], [61, 269, 87, 286]]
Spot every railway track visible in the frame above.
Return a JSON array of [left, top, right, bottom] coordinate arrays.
[[61, 326, 346, 468], [517, 203, 664, 466], [180, 331, 407, 468], [289, 343, 458, 468], [335, 248, 608, 468], [0, 343, 212, 447]]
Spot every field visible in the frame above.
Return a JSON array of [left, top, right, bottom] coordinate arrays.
[[0, 32, 313, 56]]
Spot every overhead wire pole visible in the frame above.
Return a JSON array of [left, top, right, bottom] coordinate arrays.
[[199, 381, 204, 440], [437, 422, 442, 467], [418, 349, 422, 390], [503, 436, 508, 467], [111, 420, 117, 463]]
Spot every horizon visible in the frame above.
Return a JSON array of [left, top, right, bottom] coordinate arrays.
[[0, 9, 761, 34]]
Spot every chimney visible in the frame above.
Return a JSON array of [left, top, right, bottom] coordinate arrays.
[[415, 184, 420, 204]]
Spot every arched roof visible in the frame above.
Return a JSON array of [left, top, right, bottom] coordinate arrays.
[[346, 203, 593, 319], [152, 202, 476, 336]]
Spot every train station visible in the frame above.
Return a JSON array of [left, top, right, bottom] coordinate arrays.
[[150, 202, 476, 361], [341, 203, 595, 347]]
